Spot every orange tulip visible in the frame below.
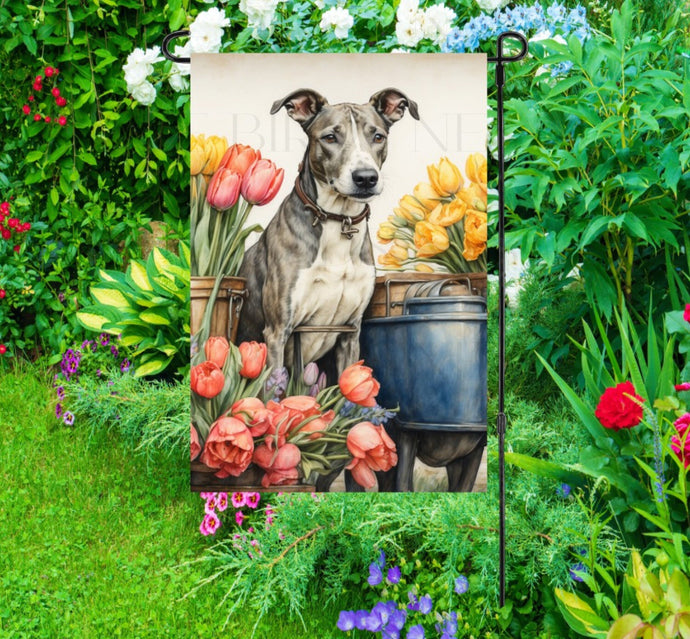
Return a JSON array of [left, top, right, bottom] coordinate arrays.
[[232, 397, 271, 437], [414, 220, 449, 258], [413, 182, 443, 211], [204, 336, 230, 368], [377, 220, 397, 243], [200, 416, 254, 478], [241, 159, 284, 206], [206, 167, 241, 210], [415, 263, 434, 273], [253, 442, 301, 487], [218, 143, 261, 177], [190, 423, 201, 461], [345, 421, 398, 489], [190, 361, 225, 398], [428, 199, 466, 227], [465, 153, 487, 189], [427, 156, 464, 197], [456, 183, 486, 211], [296, 409, 335, 441], [463, 210, 487, 261], [339, 360, 380, 408], [238, 341, 268, 378], [190, 135, 207, 176]]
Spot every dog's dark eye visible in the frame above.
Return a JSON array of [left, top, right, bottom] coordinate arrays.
[[373, 133, 386, 143], [322, 133, 337, 143]]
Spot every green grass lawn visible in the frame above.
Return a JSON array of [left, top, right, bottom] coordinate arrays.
[[0, 364, 339, 638]]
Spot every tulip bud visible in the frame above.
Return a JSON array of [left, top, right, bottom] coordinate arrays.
[[238, 341, 268, 379], [376, 221, 396, 243], [339, 360, 380, 408], [302, 362, 320, 386], [412, 182, 442, 211], [465, 152, 487, 187], [190, 361, 225, 399], [241, 159, 284, 206], [201, 135, 229, 176], [396, 194, 427, 222], [206, 168, 241, 210], [204, 336, 230, 368], [190, 135, 207, 175]]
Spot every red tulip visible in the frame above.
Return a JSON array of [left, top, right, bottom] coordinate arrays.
[[339, 360, 380, 408], [190, 361, 225, 398], [241, 159, 284, 206], [253, 442, 301, 487], [200, 416, 254, 478], [296, 409, 335, 441], [190, 423, 201, 461], [218, 144, 261, 177], [345, 421, 397, 489], [206, 167, 241, 210], [204, 336, 230, 368], [238, 341, 267, 379]]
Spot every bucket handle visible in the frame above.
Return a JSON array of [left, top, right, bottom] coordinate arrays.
[[403, 276, 473, 302]]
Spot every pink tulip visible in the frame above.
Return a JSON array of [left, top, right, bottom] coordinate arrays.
[[190, 423, 201, 461], [190, 361, 225, 399], [238, 341, 267, 379], [339, 360, 380, 408], [253, 442, 301, 487], [204, 336, 230, 368], [200, 416, 254, 478], [241, 159, 284, 206], [206, 167, 241, 210], [345, 421, 398, 489], [219, 144, 261, 177]]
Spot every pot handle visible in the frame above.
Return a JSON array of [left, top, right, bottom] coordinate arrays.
[[403, 276, 474, 301]]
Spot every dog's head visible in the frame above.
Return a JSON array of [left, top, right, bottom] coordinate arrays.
[[271, 88, 419, 202]]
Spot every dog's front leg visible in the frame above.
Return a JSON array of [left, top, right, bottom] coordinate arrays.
[[335, 325, 362, 373], [261, 274, 293, 371]]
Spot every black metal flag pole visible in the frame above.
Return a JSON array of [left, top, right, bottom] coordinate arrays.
[[488, 31, 528, 607], [163, 28, 528, 608]]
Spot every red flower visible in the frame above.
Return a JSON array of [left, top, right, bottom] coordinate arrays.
[[684, 304, 690, 323], [0, 290, 5, 299], [240, 159, 284, 206], [56, 96, 67, 107], [28, 95, 34, 102], [57, 116, 67, 126], [35, 75, 43, 83], [218, 144, 261, 177], [33, 114, 41, 122], [0, 345, 6, 355], [7, 218, 18, 228], [594, 381, 644, 431], [22, 105, 30, 115], [190, 360, 225, 398], [13, 245, 19, 253], [676, 383, 690, 392], [339, 360, 380, 408], [238, 341, 267, 379], [200, 416, 254, 478], [671, 413, 690, 469], [232, 397, 271, 437], [0, 202, 8, 214], [1, 229, 10, 240], [253, 442, 301, 487], [51, 87, 60, 97], [190, 423, 201, 461], [295, 409, 335, 440], [204, 335, 230, 368], [45, 66, 54, 77], [32, 82, 42, 92], [345, 422, 398, 489], [21, 223, 30, 232], [44, 116, 51, 123]]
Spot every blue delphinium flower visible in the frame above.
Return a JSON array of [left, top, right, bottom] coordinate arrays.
[[454, 575, 469, 595]]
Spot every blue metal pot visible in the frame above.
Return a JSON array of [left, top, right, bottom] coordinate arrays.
[[360, 312, 487, 430]]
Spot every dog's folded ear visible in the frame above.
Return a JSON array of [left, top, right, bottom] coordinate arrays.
[[369, 88, 420, 125], [271, 89, 329, 128]]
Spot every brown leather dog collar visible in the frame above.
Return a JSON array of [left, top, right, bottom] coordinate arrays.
[[294, 172, 370, 239]]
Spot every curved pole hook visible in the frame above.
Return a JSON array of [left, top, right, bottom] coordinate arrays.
[[162, 29, 191, 63], [488, 30, 528, 63]]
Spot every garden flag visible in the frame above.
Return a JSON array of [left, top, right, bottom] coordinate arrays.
[[189, 54, 488, 493]]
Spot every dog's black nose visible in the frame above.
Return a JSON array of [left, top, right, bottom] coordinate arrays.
[[352, 169, 378, 189]]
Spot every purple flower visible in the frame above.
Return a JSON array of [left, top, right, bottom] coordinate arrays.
[[58, 291, 65, 303], [55, 386, 65, 400], [55, 402, 63, 418], [81, 340, 90, 350], [454, 575, 469, 594], [231, 492, 246, 508], [387, 566, 401, 584], [96, 369, 102, 377], [99, 333, 109, 346], [418, 594, 432, 614], [63, 411, 75, 426], [120, 359, 131, 373], [407, 625, 425, 639], [337, 610, 357, 631], [110, 345, 119, 358], [558, 483, 571, 498], [435, 611, 458, 638], [368, 562, 383, 586], [302, 362, 319, 386], [570, 562, 587, 582], [377, 549, 386, 567]]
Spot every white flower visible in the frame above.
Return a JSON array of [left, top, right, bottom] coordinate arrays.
[[312, 0, 325, 8], [172, 43, 191, 77], [320, 7, 354, 39], [395, 16, 424, 48], [421, 4, 456, 46], [168, 70, 189, 92], [123, 46, 163, 88], [474, 0, 510, 13], [239, 0, 280, 34], [396, 0, 420, 22], [131, 81, 157, 106], [189, 8, 230, 52]]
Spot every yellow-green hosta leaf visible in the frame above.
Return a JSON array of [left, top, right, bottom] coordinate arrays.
[[129, 260, 153, 291], [606, 614, 645, 639], [134, 355, 173, 378], [99, 269, 117, 283], [76, 312, 112, 332], [555, 588, 609, 638], [158, 345, 178, 356], [140, 309, 171, 325], [91, 286, 133, 310]]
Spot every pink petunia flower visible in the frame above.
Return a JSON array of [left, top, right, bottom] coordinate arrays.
[[245, 492, 261, 509], [216, 492, 228, 512], [202, 512, 221, 535], [231, 492, 247, 508], [236, 511, 244, 526]]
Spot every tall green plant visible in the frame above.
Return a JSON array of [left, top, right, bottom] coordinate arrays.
[[504, 1, 689, 319]]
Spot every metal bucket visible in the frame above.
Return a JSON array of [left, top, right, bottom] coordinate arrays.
[[403, 278, 487, 316], [360, 312, 487, 429]]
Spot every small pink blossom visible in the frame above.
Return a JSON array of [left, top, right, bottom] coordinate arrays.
[[205, 495, 218, 514], [676, 383, 690, 392], [217, 492, 228, 511], [200, 512, 221, 536], [236, 511, 245, 526], [246, 492, 261, 509], [231, 492, 247, 508]]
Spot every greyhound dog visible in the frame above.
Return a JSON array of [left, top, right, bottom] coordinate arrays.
[[237, 88, 419, 373]]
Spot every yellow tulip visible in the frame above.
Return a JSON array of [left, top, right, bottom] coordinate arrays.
[[465, 153, 487, 188], [377, 221, 397, 243], [202, 135, 229, 176], [395, 194, 427, 222], [414, 220, 449, 258], [389, 243, 409, 261], [463, 210, 487, 261], [378, 249, 403, 269], [428, 199, 467, 227], [190, 135, 207, 175], [456, 183, 487, 212], [427, 156, 464, 197], [415, 263, 434, 273], [391, 214, 410, 228], [413, 182, 443, 211]]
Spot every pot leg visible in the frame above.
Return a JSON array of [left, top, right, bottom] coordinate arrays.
[[396, 428, 418, 492], [446, 439, 485, 492]]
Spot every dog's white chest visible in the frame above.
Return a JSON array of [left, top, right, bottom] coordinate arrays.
[[291, 222, 375, 362]]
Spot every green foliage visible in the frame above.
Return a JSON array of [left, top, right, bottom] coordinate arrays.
[[77, 245, 190, 378], [504, 1, 690, 320], [666, 307, 690, 381]]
